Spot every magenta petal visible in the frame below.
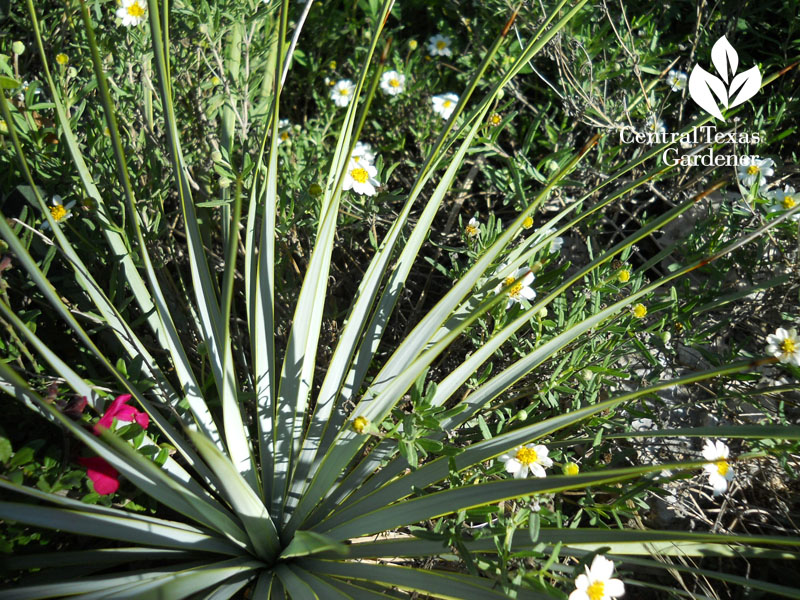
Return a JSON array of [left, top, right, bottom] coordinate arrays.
[[134, 411, 150, 430], [93, 394, 135, 434], [112, 404, 138, 422], [78, 456, 120, 495]]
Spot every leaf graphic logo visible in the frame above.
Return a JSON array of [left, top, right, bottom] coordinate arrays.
[[688, 36, 761, 121]]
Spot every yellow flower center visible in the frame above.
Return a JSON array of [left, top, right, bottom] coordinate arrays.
[[50, 204, 67, 221], [618, 269, 631, 283], [127, 2, 145, 17], [565, 463, 579, 476], [339, 88, 350, 96], [747, 165, 759, 176], [716, 460, 730, 476], [503, 275, 524, 299], [522, 216, 533, 229], [389, 78, 400, 88], [515, 447, 538, 465], [632, 303, 647, 318], [56, 53, 69, 65], [352, 416, 369, 434], [781, 338, 797, 355], [465, 224, 478, 236], [280, 131, 289, 141], [351, 168, 369, 184], [490, 113, 502, 126], [782, 196, 796, 209], [442, 100, 452, 109], [436, 41, 447, 50], [587, 581, 605, 600]]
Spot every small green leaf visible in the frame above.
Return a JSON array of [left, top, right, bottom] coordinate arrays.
[[529, 513, 540, 543], [0, 429, 11, 463], [0, 75, 20, 89]]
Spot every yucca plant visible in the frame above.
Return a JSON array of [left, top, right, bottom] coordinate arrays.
[[1, 0, 800, 598]]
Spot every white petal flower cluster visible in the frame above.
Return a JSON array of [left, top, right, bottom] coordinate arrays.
[[499, 444, 552, 478], [330, 79, 355, 107], [541, 227, 563, 254], [427, 34, 452, 57], [737, 157, 774, 188], [41, 195, 76, 231], [645, 114, 666, 134], [379, 70, 406, 96], [766, 327, 800, 366], [666, 69, 687, 92], [431, 93, 459, 120], [343, 142, 380, 197], [116, 0, 147, 27], [494, 267, 536, 309], [465, 216, 479, 238], [569, 555, 625, 600], [277, 119, 291, 146], [702, 439, 734, 496], [767, 186, 800, 221]]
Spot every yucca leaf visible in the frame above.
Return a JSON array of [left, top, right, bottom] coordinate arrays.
[[300, 559, 552, 600], [75, 559, 263, 600], [318, 461, 725, 541], [1, 562, 208, 600], [273, 564, 317, 598], [315, 359, 768, 530], [312, 574, 403, 599], [0, 502, 240, 555], [143, 0, 255, 488], [339, 528, 800, 559], [271, 0, 395, 517], [316, 186, 714, 515], [279, 531, 348, 559], [0, 548, 196, 572], [186, 430, 280, 560]]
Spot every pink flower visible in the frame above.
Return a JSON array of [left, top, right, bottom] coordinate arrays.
[[77, 456, 120, 495], [93, 394, 149, 435]]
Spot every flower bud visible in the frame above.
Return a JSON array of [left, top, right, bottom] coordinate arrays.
[[352, 416, 369, 434]]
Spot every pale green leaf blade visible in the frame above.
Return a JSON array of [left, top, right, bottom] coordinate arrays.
[[187, 430, 280, 560]]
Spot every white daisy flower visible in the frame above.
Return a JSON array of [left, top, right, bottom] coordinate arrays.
[[342, 159, 379, 196], [379, 70, 406, 96], [465, 216, 479, 238], [41, 195, 76, 231], [330, 79, 355, 107], [542, 227, 563, 254], [568, 555, 625, 600], [701, 439, 734, 496], [116, 0, 147, 27], [766, 327, 800, 366], [494, 267, 536, 309], [498, 444, 552, 479], [431, 92, 459, 120], [767, 186, 800, 221], [352, 141, 376, 165], [427, 34, 452, 57], [277, 118, 291, 145], [666, 69, 688, 92], [737, 157, 774, 188], [645, 114, 666, 134]]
